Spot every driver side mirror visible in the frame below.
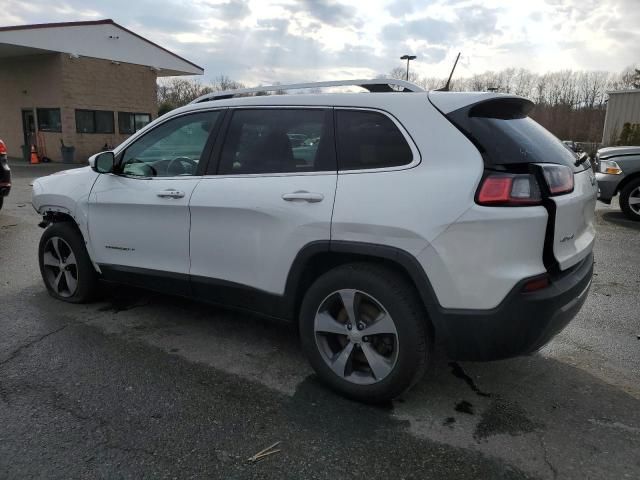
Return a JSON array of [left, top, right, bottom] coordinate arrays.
[[90, 151, 115, 174]]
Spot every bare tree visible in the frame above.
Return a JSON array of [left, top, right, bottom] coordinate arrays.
[[381, 64, 639, 145]]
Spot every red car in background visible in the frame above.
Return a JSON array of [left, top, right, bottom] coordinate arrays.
[[0, 139, 11, 211]]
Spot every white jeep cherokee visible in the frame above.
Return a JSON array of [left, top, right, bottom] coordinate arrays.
[[32, 79, 597, 402]]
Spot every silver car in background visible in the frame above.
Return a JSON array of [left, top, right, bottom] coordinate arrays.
[[596, 146, 640, 221]]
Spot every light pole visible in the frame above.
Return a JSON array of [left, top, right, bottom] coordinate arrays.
[[400, 55, 416, 81]]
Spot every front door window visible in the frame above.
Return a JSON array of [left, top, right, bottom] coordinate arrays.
[[121, 111, 221, 177]]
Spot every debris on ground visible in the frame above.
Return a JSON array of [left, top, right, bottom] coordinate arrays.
[[247, 441, 281, 463]]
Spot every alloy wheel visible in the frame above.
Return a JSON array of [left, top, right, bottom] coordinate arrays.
[[42, 236, 78, 298], [314, 289, 399, 385], [628, 186, 640, 215]]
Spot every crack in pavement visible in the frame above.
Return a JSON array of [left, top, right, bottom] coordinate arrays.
[[0, 325, 68, 367], [537, 434, 558, 480], [0, 381, 9, 405]]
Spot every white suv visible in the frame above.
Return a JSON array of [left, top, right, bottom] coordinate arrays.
[[32, 79, 597, 402]]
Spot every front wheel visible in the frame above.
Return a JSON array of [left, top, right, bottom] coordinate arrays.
[[620, 178, 640, 221], [299, 263, 430, 403], [38, 222, 98, 303]]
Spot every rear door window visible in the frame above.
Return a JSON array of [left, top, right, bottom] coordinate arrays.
[[215, 109, 335, 175], [335, 110, 413, 171]]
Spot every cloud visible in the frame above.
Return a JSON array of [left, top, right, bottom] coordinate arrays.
[[382, 5, 500, 46], [208, 0, 250, 21], [2, 0, 638, 85], [283, 0, 361, 28]]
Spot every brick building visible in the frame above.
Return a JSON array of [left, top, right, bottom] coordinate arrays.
[[0, 20, 203, 162]]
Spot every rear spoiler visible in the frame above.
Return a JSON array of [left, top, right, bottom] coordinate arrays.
[[467, 97, 534, 119], [428, 91, 532, 115]]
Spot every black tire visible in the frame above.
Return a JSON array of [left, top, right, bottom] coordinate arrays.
[[0, 197, 3, 211], [299, 263, 430, 403], [620, 178, 640, 221], [38, 222, 98, 303]]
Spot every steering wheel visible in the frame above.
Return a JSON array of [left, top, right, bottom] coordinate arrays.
[[167, 157, 198, 176], [124, 159, 157, 177]]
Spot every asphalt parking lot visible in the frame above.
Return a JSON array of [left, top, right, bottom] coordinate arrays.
[[1, 163, 639, 479]]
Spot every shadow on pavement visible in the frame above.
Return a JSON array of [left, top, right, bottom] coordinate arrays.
[[601, 211, 640, 230]]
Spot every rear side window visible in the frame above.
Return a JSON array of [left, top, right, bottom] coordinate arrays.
[[335, 110, 413, 170], [217, 109, 335, 174]]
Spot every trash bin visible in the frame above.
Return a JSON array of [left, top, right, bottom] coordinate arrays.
[[61, 145, 75, 164]]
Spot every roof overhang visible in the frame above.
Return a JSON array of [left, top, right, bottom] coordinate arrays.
[[0, 19, 203, 76]]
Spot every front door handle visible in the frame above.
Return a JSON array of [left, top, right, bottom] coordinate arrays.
[[157, 189, 185, 199], [282, 191, 324, 203]]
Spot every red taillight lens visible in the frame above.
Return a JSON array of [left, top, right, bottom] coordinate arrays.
[[477, 173, 542, 206], [0, 140, 7, 155], [540, 164, 573, 195]]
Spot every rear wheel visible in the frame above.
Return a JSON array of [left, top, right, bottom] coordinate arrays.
[[620, 178, 640, 221], [299, 263, 430, 403], [0, 197, 3, 211], [38, 222, 98, 303]]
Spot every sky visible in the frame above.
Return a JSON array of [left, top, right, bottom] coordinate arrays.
[[2, 0, 639, 85]]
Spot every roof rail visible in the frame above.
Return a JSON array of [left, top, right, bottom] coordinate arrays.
[[189, 78, 424, 104]]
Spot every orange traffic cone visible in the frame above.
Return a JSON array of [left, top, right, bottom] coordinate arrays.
[[30, 145, 39, 164]]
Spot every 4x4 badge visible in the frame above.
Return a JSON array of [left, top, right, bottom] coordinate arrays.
[[560, 234, 575, 243]]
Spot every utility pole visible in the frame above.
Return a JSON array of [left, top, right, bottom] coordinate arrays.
[[400, 55, 416, 81]]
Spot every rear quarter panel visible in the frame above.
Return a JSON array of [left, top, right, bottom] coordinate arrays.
[[331, 94, 483, 254], [331, 94, 551, 310]]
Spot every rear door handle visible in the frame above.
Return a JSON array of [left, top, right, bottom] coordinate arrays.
[[282, 191, 324, 203], [157, 189, 185, 199]]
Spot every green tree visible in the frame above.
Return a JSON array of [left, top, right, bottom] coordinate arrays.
[[618, 123, 633, 145], [629, 124, 640, 145]]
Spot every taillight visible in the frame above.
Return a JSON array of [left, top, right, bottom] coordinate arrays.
[[540, 164, 574, 195], [477, 173, 542, 206], [0, 140, 7, 155]]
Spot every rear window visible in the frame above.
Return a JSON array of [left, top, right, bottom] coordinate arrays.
[[335, 110, 413, 170], [447, 99, 581, 171]]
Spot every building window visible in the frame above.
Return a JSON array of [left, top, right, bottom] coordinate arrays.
[[36, 108, 62, 132], [75, 110, 115, 134], [118, 112, 152, 134]]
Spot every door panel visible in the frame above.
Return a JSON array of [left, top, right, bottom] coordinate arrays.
[[87, 110, 222, 289], [89, 174, 200, 277], [189, 174, 336, 295], [189, 107, 337, 298]]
